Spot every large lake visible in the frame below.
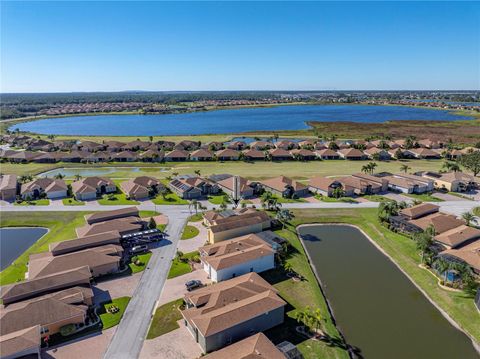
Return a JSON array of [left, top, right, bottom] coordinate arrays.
[[0, 227, 48, 271], [12, 104, 470, 136], [298, 224, 479, 359]]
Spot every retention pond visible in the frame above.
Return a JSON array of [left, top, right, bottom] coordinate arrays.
[[0, 227, 48, 271], [297, 224, 479, 359]]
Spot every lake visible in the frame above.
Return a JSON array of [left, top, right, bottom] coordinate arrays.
[[298, 224, 478, 359], [11, 104, 471, 136], [0, 227, 48, 271], [40, 166, 169, 178]]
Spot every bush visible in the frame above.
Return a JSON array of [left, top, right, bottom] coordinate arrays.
[[59, 324, 76, 336]]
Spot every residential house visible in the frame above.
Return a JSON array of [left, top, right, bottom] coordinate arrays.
[[338, 148, 366, 160], [85, 207, 140, 225], [216, 149, 240, 161], [6, 151, 41, 163], [71, 177, 116, 201], [363, 147, 391, 160], [164, 150, 189, 162], [249, 141, 273, 150], [268, 148, 292, 161], [384, 173, 434, 194], [0, 325, 41, 359], [175, 176, 220, 196], [169, 179, 203, 199], [260, 176, 308, 198], [421, 171, 480, 192], [439, 241, 480, 275], [79, 141, 105, 152], [104, 140, 126, 152], [290, 148, 316, 161], [61, 151, 89, 163], [202, 333, 285, 359], [418, 139, 442, 149], [0, 174, 17, 201], [275, 140, 297, 150], [315, 149, 340, 160], [77, 217, 143, 237], [199, 233, 276, 282], [434, 226, 480, 250], [120, 176, 163, 200], [122, 140, 150, 151], [207, 210, 271, 243], [204, 142, 224, 151], [190, 149, 214, 161], [139, 149, 165, 162], [339, 176, 382, 195], [298, 139, 316, 149], [216, 176, 254, 198], [242, 149, 266, 161], [177, 140, 201, 151], [49, 231, 121, 256], [351, 173, 389, 192], [21, 178, 67, 199], [308, 176, 354, 197], [405, 148, 441, 159], [112, 150, 137, 162], [181, 272, 286, 353], [227, 141, 247, 150]]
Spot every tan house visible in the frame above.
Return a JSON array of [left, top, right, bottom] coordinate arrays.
[[405, 148, 441, 159], [77, 216, 143, 237], [268, 148, 292, 161], [242, 149, 266, 161], [434, 225, 480, 249], [202, 332, 285, 359], [439, 240, 480, 274], [71, 176, 116, 201], [0, 325, 41, 359], [351, 173, 389, 192], [164, 149, 189, 162], [21, 178, 67, 199], [0, 174, 17, 201], [260, 176, 308, 198], [190, 149, 214, 161], [181, 272, 286, 353], [215, 149, 240, 161], [315, 149, 340, 160], [169, 179, 203, 199], [339, 174, 385, 195], [308, 176, 354, 197], [421, 171, 480, 192], [216, 176, 254, 198], [338, 148, 366, 160], [207, 210, 271, 243], [85, 207, 139, 225], [49, 231, 121, 256], [249, 141, 273, 150], [363, 147, 391, 160], [290, 148, 316, 161], [120, 176, 163, 200], [384, 173, 434, 194]]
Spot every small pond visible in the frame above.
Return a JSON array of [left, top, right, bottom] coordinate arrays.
[[0, 227, 48, 271], [298, 224, 479, 359], [40, 166, 169, 178]]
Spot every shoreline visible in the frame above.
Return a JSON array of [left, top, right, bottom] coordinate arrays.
[[297, 222, 480, 356]]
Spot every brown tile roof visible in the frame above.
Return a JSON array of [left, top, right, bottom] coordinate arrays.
[[210, 211, 270, 234], [72, 177, 115, 195], [85, 207, 139, 224], [191, 149, 214, 158], [165, 149, 189, 158], [315, 149, 339, 157], [200, 234, 274, 270], [338, 148, 365, 157], [260, 176, 307, 193], [0, 266, 91, 305], [0, 297, 87, 336], [309, 176, 339, 191], [242, 149, 265, 159], [400, 203, 439, 219], [20, 178, 67, 195], [0, 174, 17, 191], [268, 148, 291, 158], [203, 332, 284, 359], [217, 176, 251, 192], [0, 325, 40, 358], [408, 213, 464, 234], [49, 231, 121, 256], [215, 149, 240, 158], [77, 217, 142, 237], [440, 241, 480, 272], [434, 225, 480, 248], [290, 148, 315, 157], [182, 273, 285, 337], [408, 148, 440, 157], [120, 177, 162, 197], [339, 176, 381, 192], [28, 245, 122, 279]]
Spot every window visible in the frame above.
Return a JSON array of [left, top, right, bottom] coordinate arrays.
[[40, 327, 49, 334]]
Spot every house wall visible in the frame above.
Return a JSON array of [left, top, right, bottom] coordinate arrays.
[[0, 188, 17, 201], [46, 190, 67, 199], [41, 313, 87, 338], [203, 307, 285, 353], [210, 254, 275, 282], [75, 191, 97, 201], [208, 223, 264, 243], [91, 261, 121, 277], [308, 186, 331, 196]]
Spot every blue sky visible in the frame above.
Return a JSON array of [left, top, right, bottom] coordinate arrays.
[[1, 1, 479, 92]]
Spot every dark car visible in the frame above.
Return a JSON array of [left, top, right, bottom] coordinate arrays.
[[185, 279, 202, 291], [130, 245, 149, 255]]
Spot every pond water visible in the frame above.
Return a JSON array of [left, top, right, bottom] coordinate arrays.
[[0, 227, 48, 271], [298, 224, 478, 359], [11, 104, 471, 136], [40, 166, 169, 178]]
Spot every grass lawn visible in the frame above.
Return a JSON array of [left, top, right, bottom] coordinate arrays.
[[62, 198, 85, 206], [0, 211, 90, 285], [0, 159, 451, 181], [208, 194, 227, 205], [474, 207, 480, 216], [97, 192, 140, 205], [181, 225, 199, 240], [188, 213, 203, 222], [404, 193, 444, 202], [315, 195, 358, 203], [167, 251, 198, 279], [128, 252, 152, 274], [277, 196, 307, 203], [363, 194, 393, 202], [286, 208, 480, 344], [448, 192, 474, 201], [14, 199, 50, 206], [152, 193, 188, 205], [99, 297, 131, 329], [146, 299, 184, 339]]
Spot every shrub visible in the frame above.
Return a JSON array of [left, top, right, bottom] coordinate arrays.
[[59, 324, 76, 336]]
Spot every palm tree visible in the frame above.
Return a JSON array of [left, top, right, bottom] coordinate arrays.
[[361, 164, 370, 174], [74, 174, 82, 181], [194, 169, 201, 176], [378, 200, 401, 222], [461, 211, 476, 226], [188, 199, 200, 214], [283, 261, 294, 275], [400, 164, 410, 174], [415, 228, 434, 264], [435, 257, 451, 284], [172, 172, 179, 178], [276, 208, 294, 229]]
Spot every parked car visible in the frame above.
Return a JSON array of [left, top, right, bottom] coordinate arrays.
[[185, 279, 202, 291], [130, 245, 149, 255]]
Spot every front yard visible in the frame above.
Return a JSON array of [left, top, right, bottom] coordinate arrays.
[[404, 192, 444, 202], [146, 299, 184, 339], [99, 296, 131, 329], [168, 251, 199, 279], [62, 197, 85, 206], [152, 193, 188, 205], [181, 225, 199, 240], [14, 198, 50, 206], [97, 192, 140, 205]]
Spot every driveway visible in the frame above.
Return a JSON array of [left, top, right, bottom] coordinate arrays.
[[93, 272, 142, 305], [157, 269, 211, 307], [177, 221, 208, 253], [140, 321, 202, 359], [433, 192, 470, 202], [383, 192, 413, 203], [43, 328, 115, 359]]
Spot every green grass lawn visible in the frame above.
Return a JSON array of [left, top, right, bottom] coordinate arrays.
[[181, 225, 199, 240], [473, 207, 480, 216], [287, 208, 480, 344], [151, 193, 188, 205], [99, 297, 131, 329], [315, 195, 358, 203], [208, 194, 227, 205], [167, 251, 198, 279], [363, 194, 393, 202], [404, 193, 444, 202], [276, 196, 307, 203], [0, 211, 90, 285], [128, 252, 152, 274], [146, 299, 184, 339], [97, 192, 140, 205], [62, 198, 85, 206], [188, 213, 203, 222], [14, 199, 50, 206]]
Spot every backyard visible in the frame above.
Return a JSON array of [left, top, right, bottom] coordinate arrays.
[[146, 299, 184, 339], [99, 297, 131, 329]]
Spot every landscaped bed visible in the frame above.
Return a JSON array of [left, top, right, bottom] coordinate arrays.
[[146, 298, 184, 339], [168, 251, 199, 279], [14, 199, 50, 206], [62, 198, 85, 206], [181, 225, 199, 240], [99, 296, 131, 329], [128, 252, 152, 274]]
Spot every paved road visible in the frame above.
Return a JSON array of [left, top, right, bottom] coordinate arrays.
[[103, 208, 190, 359]]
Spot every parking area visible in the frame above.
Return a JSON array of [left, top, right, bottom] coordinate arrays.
[[140, 320, 202, 359], [157, 269, 211, 307], [93, 272, 142, 304]]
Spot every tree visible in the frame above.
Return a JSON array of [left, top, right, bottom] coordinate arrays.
[[283, 261, 294, 274], [194, 169, 201, 176], [415, 226, 434, 265], [172, 172, 179, 177], [434, 257, 451, 284], [148, 217, 157, 229], [74, 174, 82, 181], [276, 208, 294, 229], [332, 186, 345, 199], [378, 200, 405, 223], [461, 211, 476, 226], [459, 151, 480, 176], [189, 199, 200, 214], [159, 187, 170, 200], [149, 136, 153, 142], [442, 161, 461, 173], [400, 164, 410, 174], [54, 173, 65, 179]]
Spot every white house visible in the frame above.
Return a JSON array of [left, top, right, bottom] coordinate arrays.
[[199, 233, 275, 282]]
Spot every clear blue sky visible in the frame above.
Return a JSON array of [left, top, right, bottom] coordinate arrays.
[[1, 1, 479, 92]]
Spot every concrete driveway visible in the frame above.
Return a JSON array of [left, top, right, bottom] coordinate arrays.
[[140, 321, 202, 359], [157, 269, 211, 307], [177, 221, 208, 253], [93, 272, 142, 305]]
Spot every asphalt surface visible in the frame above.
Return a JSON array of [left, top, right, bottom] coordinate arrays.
[[103, 208, 190, 359]]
